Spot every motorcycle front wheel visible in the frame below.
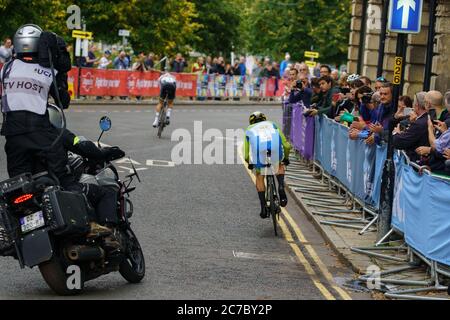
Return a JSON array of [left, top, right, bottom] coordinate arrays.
[[119, 227, 145, 283]]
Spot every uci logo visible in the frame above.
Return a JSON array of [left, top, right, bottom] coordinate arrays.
[[34, 68, 52, 78]]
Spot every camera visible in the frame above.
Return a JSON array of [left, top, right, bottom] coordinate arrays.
[[361, 92, 373, 104], [293, 79, 303, 90], [341, 87, 350, 95]]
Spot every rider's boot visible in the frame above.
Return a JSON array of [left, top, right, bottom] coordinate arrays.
[[165, 109, 172, 125], [277, 175, 288, 207], [258, 191, 268, 219]]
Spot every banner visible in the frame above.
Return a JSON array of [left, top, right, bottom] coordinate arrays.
[[290, 103, 315, 160], [313, 116, 387, 208], [392, 154, 450, 266]]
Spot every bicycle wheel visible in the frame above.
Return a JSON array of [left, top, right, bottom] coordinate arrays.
[[267, 175, 278, 236], [157, 103, 166, 138]]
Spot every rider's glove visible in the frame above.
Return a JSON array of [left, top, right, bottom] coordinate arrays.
[[248, 164, 255, 170], [102, 146, 125, 162]]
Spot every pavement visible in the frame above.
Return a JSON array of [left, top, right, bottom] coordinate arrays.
[[0, 103, 372, 300], [284, 157, 450, 300]]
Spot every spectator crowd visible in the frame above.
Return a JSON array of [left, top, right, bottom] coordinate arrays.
[[283, 56, 450, 176]]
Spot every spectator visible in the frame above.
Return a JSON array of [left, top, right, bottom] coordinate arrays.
[[288, 70, 312, 108], [279, 53, 292, 78], [261, 62, 278, 79], [145, 52, 155, 69], [252, 59, 263, 77], [212, 57, 225, 74], [348, 92, 381, 138], [0, 37, 13, 63], [359, 76, 372, 87], [232, 59, 241, 76], [425, 90, 445, 121], [331, 69, 339, 82], [209, 57, 218, 74], [393, 95, 414, 126], [319, 64, 331, 77], [170, 53, 187, 73], [113, 51, 130, 70], [393, 91, 430, 161], [205, 56, 213, 73], [192, 56, 205, 74], [98, 50, 112, 69], [374, 76, 388, 92], [225, 63, 234, 76], [309, 75, 340, 117], [238, 56, 246, 76], [310, 78, 322, 105], [132, 52, 148, 71], [85, 44, 99, 68], [298, 62, 312, 81]]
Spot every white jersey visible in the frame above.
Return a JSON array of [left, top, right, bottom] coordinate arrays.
[[159, 73, 176, 86], [1, 59, 55, 115]]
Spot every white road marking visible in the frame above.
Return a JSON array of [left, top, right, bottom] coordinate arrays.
[[232, 250, 296, 262]]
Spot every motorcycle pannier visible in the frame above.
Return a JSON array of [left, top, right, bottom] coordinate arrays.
[[42, 189, 90, 236]]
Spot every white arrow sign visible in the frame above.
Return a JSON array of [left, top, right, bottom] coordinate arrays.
[[397, 0, 416, 29]]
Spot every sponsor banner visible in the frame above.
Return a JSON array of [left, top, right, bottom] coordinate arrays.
[[290, 103, 314, 160], [392, 153, 450, 266]]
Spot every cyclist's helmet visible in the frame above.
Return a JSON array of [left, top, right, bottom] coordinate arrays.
[[347, 73, 360, 83], [249, 111, 267, 125]]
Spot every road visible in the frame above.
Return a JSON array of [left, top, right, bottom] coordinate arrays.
[[0, 103, 371, 300]]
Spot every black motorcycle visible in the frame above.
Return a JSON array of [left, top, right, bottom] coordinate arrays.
[[0, 116, 145, 295]]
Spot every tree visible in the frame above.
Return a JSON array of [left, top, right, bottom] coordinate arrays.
[[191, 0, 241, 56]]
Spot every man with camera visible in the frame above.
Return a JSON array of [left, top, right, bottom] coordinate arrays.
[[286, 68, 312, 108]]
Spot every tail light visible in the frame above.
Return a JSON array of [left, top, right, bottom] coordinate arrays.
[[13, 194, 34, 205]]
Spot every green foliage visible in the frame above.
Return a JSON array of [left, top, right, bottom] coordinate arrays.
[[0, 0, 352, 65]]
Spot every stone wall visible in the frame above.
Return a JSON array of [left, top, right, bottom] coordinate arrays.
[[347, 0, 450, 95]]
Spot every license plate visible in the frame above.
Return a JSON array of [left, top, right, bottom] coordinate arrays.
[[20, 211, 45, 233]]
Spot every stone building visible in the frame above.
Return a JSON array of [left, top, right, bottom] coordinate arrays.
[[348, 0, 450, 95]]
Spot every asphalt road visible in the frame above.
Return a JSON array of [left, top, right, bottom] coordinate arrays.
[[0, 103, 371, 300]]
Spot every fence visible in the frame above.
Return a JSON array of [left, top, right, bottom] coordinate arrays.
[[284, 101, 450, 269], [67, 67, 287, 98]]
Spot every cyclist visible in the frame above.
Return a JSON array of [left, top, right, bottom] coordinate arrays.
[[152, 69, 177, 127], [244, 111, 291, 219]]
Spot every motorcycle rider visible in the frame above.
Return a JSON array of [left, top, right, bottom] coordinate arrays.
[[0, 25, 116, 244]]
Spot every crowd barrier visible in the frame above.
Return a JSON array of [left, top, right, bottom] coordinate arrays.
[[285, 101, 450, 267], [285, 102, 387, 209], [67, 67, 287, 98], [392, 153, 450, 266]]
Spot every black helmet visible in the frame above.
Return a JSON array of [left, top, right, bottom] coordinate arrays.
[[249, 111, 267, 125], [13, 24, 42, 55]]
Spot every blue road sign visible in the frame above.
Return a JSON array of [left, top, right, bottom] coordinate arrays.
[[388, 0, 423, 34]]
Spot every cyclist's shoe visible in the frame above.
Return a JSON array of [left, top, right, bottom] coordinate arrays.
[[165, 117, 170, 125], [260, 207, 269, 219], [279, 189, 288, 207], [152, 118, 159, 128]]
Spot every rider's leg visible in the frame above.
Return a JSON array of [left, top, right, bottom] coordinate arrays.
[[153, 99, 164, 127], [255, 170, 268, 218], [276, 164, 287, 207]]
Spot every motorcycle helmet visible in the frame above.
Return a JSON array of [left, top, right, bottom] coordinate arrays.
[[13, 24, 42, 55], [249, 111, 267, 125]]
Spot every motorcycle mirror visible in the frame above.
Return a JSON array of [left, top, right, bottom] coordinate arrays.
[[99, 116, 112, 132], [97, 116, 112, 147]]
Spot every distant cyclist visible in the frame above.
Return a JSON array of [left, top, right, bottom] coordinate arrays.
[[152, 69, 177, 127], [244, 111, 291, 219]]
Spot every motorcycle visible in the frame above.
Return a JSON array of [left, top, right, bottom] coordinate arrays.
[[0, 116, 145, 295]]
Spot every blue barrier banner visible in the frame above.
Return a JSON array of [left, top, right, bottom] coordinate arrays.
[[392, 155, 450, 266], [313, 116, 386, 208]]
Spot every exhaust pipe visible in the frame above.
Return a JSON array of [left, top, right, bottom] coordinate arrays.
[[67, 245, 104, 261]]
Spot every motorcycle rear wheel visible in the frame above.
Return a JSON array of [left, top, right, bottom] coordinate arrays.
[[39, 254, 84, 296]]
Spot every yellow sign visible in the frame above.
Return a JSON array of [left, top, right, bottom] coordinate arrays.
[[393, 57, 403, 85], [72, 30, 93, 40], [305, 61, 317, 68], [304, 51, 319, 59]]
